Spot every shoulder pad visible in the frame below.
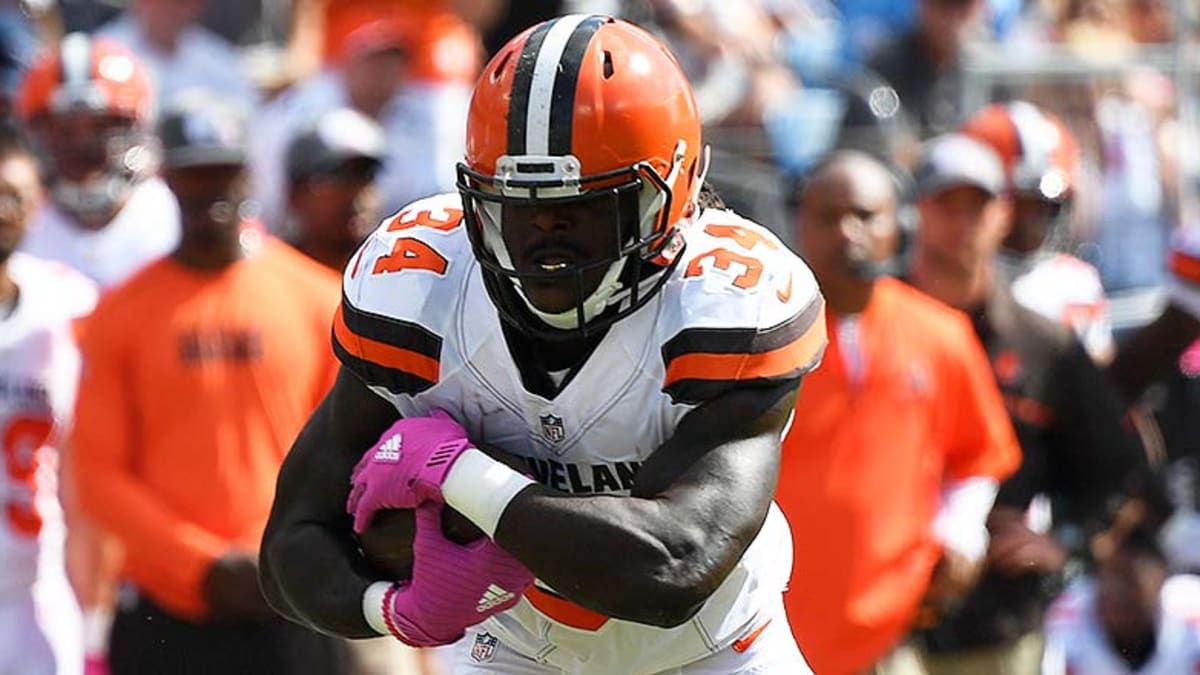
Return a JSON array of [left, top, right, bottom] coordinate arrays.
[[658, 210, 826, 404], [333, 193, 468, 395]]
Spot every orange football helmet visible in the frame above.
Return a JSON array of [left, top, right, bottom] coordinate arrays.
[[960, 101, 1079, 203], [16, 33, 156, 225], [457, 14, 703, 340]]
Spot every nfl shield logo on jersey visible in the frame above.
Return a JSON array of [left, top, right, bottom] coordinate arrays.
[[471, 632, 498, 663], [540, 414, 565, 443]]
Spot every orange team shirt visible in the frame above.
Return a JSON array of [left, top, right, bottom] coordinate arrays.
[[777, 278, 1020, 675], [71, 238, 340, 621], [321, 0, 482, 83]]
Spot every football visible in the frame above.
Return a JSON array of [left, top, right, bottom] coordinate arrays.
[[356, 507, 487, 579]]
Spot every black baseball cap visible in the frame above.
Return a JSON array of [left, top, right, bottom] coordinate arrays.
[[158, 90, 248, 169], [286, 107, 386, 183]]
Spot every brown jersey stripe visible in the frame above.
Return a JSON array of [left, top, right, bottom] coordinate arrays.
[[339, 294, 442, 360], [661, 294, 824, 365], [332, 305, 440, 385], [663, 316, 826, 404], [332, 338, 437, 395]]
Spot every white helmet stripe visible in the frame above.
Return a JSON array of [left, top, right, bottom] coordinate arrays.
[[525, 14, 590, 155], [60, 33, 92, 90]]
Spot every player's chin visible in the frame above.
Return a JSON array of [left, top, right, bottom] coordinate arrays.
[[522, 284, 582, 316]]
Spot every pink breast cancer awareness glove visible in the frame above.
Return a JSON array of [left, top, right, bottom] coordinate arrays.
[[347, 409, 475, 534], [380, 503, 534, 647], [84, 654, 110, 675]]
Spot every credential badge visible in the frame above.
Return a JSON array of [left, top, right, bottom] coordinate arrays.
[[539, 414, 565, 443]]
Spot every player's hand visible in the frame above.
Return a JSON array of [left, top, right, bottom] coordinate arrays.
[[986, 517, 1067, 575], [914, 548, 981, 628], [380, 503, 533, 647], [347, 410, 475, 534], [202, 550, 274, 623]]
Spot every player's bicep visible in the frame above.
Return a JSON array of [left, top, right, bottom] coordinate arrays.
[[632, 378, 799, 512], [272, 367, 398, 521]]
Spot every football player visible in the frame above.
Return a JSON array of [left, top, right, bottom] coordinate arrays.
[[261, 14, 825, 673], [1042, 528, 1200, 674], [15, 33, 179, 288], [961, 101, 1113, 363], [0, 124, 98, 675]]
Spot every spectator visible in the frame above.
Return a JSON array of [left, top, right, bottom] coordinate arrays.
[[961, 101, 1114, 363], [250, 13, 468, 231], [0, 0, 41, 116], [97, 0, 259, 111], [287, 0, 487, 85], [1042, 527, 1200, 673], [846, 0, 990, 141], [778, 150, 1021, 674], [283, 107, 384, 271], [907, 133, 1150, 672], [0, 124, 97, 675], [15, 34, 180, 288], [70, 93, 350, 675]]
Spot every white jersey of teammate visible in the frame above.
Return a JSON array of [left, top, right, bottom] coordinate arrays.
[[1000, 252, 1113, 362], [19, 177, 180, 288], [0, 253, 97, 675], [1043, 575, 1200, 675], [334, 193, 824, 673]]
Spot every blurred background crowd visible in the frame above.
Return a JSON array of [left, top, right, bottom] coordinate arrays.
[[6, 0, 1200, 674]]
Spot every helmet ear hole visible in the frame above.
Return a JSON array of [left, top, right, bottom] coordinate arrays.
[[603, 51, 614, 79], [491, 51, 512, 83]]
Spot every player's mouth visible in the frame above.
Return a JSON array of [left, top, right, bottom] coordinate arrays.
[[524, 245, 585, 275]]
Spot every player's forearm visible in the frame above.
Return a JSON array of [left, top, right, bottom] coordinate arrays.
[[493, 486, 750, 627], [259, 517, 380, 638]]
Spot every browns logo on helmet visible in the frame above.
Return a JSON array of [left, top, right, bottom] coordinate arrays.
[[16, 33, 156, 228], [456, 15, 705, 341]]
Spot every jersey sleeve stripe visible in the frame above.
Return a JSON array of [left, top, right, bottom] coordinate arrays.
[[1171, 250, 1200, 285], [664, 313, 825, 388], [339, 294, 442, 360], [332, 304, 440, 386], [661, 294, 824, 363]]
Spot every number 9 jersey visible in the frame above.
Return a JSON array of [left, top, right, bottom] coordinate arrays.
[[334, 192, 825, 673]]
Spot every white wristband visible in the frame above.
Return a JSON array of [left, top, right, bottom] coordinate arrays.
[[362, 581, 392, 636], [932, 477, 998, 563], [442, 448, 536, 538]]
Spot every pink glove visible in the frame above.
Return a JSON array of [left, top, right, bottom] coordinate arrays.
[[84, 654, 110, 675], [380, 503, 534, 647], [347, 409, 474, 534]]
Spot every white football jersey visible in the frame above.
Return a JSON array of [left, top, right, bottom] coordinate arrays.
[[1043, 575, 1200, 675], [0, 253, 98, 596], [1002, 252, 1113, 361], [336, 193, 825, 674], [19, 177, 180, 288]]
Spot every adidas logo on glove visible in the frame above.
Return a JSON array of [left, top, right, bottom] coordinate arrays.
[[476, 584, 515, 613], [374, 434, 402, 462]]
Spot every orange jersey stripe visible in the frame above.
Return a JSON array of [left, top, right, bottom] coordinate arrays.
[[332, 305, 440, 383], [1172, 251, 1200, 285], [525, 586, 610, 631], [664, 314, 826, 386]]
